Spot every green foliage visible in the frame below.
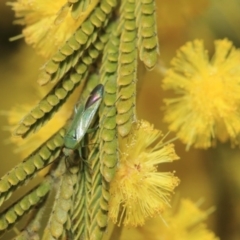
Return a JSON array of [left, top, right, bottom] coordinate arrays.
[[0, 0, 159, 239]]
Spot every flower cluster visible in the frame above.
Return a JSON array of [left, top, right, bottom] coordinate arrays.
[[8, 0, 93, 58], [124, 199, 219, 240], [163, 39, 240, 149], [109, 120, 180, 226]]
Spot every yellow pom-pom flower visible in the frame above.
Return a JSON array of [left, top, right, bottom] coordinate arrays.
[[109, 120, 180, 227], [8, 0, 98, 58], [167, 199, 218, 240], [135, 199, 219, 240], [163, 39, 240, 149]]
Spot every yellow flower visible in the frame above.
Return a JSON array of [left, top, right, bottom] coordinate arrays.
[[8, 0, 98, 58], [130, 199, 219, 240], [163, 39, 240, 149], [167, 199, 218, 240], [109, 120, 180, 227]]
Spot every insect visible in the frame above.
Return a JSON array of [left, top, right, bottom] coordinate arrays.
[[63, 84, 104, 167], [0, 84, 104, 237]]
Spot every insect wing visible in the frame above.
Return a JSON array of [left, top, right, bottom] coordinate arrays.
[[64, 100, 85, 149], [75, 84, 104, 141], [64, 84, 104, 150], [85, 84, 104, 110], [75, 99, 101, 139]]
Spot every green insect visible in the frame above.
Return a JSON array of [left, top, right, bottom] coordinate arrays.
[[63, 84, 104, 167]]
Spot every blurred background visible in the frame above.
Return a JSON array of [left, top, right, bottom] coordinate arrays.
[[1, 0, 240, 239]]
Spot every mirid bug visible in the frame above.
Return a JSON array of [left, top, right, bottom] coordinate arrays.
[[63, 84, 104, 166]]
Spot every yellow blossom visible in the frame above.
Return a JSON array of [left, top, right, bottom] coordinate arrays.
[[109, 120, 180, 227], [129, 199, 219, 240], [8, 0, 98, 58], [166, 199, 218, 240], [162, 39, 240, 149]]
